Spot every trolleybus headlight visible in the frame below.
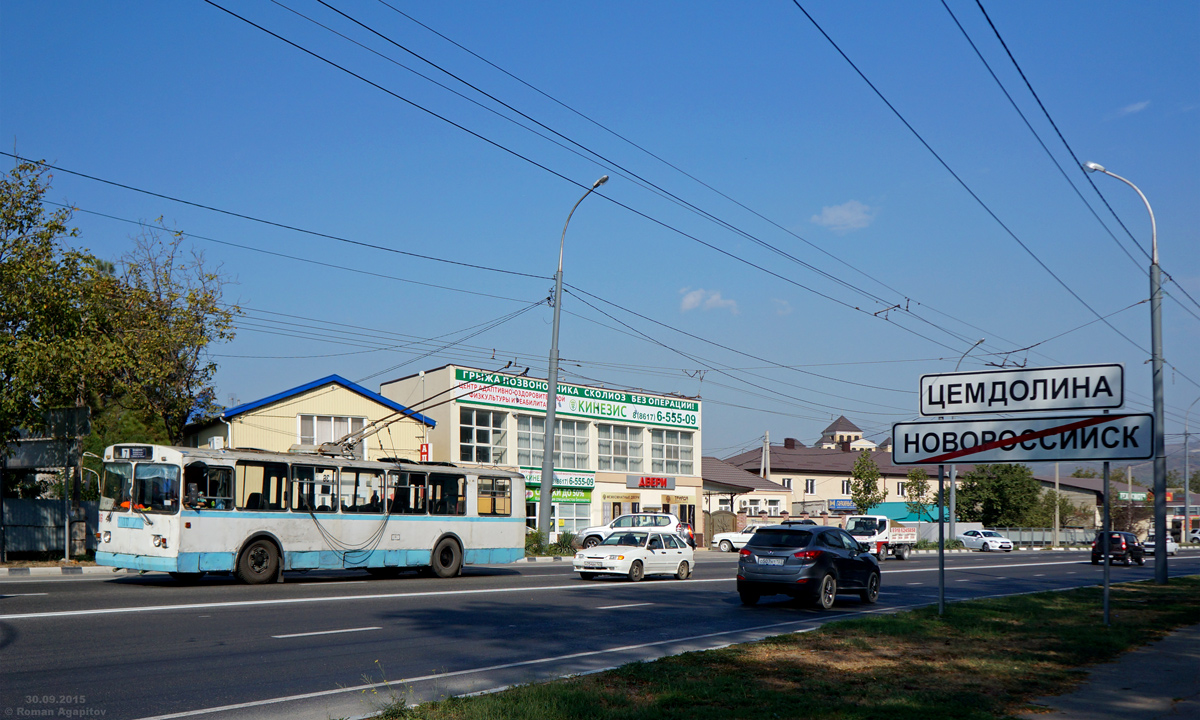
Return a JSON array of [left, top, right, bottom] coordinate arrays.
[[102, 531, 111, 543]]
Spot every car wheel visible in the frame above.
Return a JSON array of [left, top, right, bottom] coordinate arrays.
[[1122, 552, 1131, 567], [860, 571, 880, 604], [719, 540, 733, 553], [675, 561, 690, 581], [981, 543, 991, 552], [739, 591, 759, 606], [431, 538, 463, 578], [627, 560, 644, 582], [582, 536, 601, 549], [580, 572, 597, 580], [814, 573, 837, 610], [1136, 555, 1145, 566]]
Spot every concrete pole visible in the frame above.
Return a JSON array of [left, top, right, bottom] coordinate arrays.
[[538, 176, 608, 537], [1103, 461, 1111, 626], [1054, 463, 1060, 548], [938, 464, 945, 616]]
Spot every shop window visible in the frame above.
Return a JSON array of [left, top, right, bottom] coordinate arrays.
[[650, 429, 693, 475], [236, 461, 288, 511], [517, 415, 589, 469], [597, 424, 642, 471], [557, 502, 591, 534], [429, 473, 466, 515], [340, 468, 385, 513], [299, 415, 366, 459], [460, 408, 506, 464], [478, 477, 511, 516], [291, 465, 337, 512], [389, 472, 427, 514]]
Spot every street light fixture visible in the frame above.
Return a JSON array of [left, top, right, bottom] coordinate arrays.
[[1083, 161, 1167, 583], [538, 175, 609, 537]]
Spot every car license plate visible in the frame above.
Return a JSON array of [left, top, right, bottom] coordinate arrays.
[[756, 557, 785, 566], [583, 561, 603, 568]]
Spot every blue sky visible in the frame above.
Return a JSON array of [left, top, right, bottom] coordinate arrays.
[[2, 1, 1197, 459]]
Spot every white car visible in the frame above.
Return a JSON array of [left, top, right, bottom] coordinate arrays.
[[573, 530, 694, 581], [1144, 535, 1178, 556], [712, 525, 765, 553], [957, 530, 1014, 552], [577, 512, 685, 549], [1190, 529, 1200, 545]]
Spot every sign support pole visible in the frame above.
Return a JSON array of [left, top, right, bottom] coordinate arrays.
[[937, 464, 945, 616], [1103, 461, 1111, 626]]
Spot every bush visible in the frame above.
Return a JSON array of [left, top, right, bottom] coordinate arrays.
[[915, 539, 966, 550], [554, 531, 576, 555], [525, 530, 547, 557]]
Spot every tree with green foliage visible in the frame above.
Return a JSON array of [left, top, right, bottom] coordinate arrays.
[[1024, 490, 1088, 528], [957, 463, 1041, 527], [905, 467, 932, 520], [109, 223, 237, 443], [849, 450, 887, 514], [1, 161, 119, 449]]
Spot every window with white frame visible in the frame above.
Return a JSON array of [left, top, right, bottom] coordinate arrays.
[[597, 424, 642, 471], [650, 429, 693, 475], [780, 477, 793, 490], [299, 415, 366, 459], [897, 481, 906, 497], [459, 407, 507, 464], [841, 479, 852, 495], [804, 478, 816, 494], [767, 498, 780, 513], [516, 415, 589, 469], [717, 496, 732, 511]]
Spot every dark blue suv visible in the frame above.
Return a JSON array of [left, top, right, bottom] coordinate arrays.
[[737, 525, 881, 609]]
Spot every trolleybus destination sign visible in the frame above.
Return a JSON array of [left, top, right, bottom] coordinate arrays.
[[919, 363, 1124, 416], [891, 413, 1154, 465]]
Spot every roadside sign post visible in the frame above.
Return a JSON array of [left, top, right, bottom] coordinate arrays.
[[1103, 461, 1111, 627], [938, 464, 945, 616], [896, 362, 1150, 624]]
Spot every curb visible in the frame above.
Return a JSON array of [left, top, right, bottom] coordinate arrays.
[[2, 566, 134, 576]]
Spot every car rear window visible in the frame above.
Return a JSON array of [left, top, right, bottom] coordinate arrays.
[[746, 529, 813, 548]]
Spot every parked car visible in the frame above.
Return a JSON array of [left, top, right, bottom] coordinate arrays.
[[573, 530, 694, 581], [679, 522, 697, 548], [957, 529, 1014, 552], [736, 524, 880, 609], [1189, 529, 1200, 544], [1143, 534, 1178, 556], [1091, 531, 1145, 566], [577, 513, 686, 549], [711, 525, 765, 553]]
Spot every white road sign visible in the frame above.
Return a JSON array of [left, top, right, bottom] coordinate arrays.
[[920, 364, 1123, 416], [892, 413, 1154, 465]]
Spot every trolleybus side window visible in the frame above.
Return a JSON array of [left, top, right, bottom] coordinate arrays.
[[477, 477, 511, 516], [388, 472, 427, 514], [131, 464, 182, 514], [341, 468, 385, 513], [184, 463, 233, 510], [429, 473, 466, 516], [101, 462, 133, 511], [292, 465, 337, 513], [236, 461, 288, 511]]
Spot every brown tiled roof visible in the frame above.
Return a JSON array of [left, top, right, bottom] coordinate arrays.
[[822, 415, 862, 435], [702, 457, 790, 493]]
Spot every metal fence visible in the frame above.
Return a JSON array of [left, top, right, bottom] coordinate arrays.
[[1, 499, 98, 552], [990, 527, 1093, 546]]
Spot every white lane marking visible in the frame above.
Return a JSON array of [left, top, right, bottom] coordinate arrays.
[[0, 578, 732, 621], [906, 582, 923, 585], [0, 592, 49, 597], [1034, 574, 1046, 577], [955, 579, 971, 582], [272, 626, 380, 639], [597, 602, 653, 610]]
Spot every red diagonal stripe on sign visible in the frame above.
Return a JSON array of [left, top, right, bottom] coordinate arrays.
[[920, 414, 1131, 464]]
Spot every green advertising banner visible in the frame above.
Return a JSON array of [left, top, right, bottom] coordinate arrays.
[[454, 368, 699, 430], [525, 487, 592, 504]]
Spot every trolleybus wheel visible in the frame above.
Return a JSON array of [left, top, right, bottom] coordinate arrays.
[[431, 538, 463, 578], [236, 539, 280, 585]]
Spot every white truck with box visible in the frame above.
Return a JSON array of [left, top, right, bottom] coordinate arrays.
[[845, 515, 917, 560]]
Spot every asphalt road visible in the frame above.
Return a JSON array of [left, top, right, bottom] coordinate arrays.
[[2, 549, 1198, 720]]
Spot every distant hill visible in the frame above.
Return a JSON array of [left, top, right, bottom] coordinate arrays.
[[1026, 442, 1195, 488]]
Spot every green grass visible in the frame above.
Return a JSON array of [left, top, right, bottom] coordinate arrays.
[[385, 576, 1200, 720]]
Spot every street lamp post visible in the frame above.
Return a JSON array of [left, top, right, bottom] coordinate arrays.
[[538, 175, 609, 538], [1083, 161, 1167, 583], [1185, 396, 1199, 544]]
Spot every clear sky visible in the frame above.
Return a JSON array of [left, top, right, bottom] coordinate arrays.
[[2, 1, 1197, 460]]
